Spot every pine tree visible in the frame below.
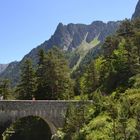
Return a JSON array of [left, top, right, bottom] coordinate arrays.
[[35, 48, 73, 100], [117, 19, 134, 37], [134, 32, 140, 70], [103, 35, 119, 58], [0, 79, 11, 99], [16, 59, 36, 100], [35, 49, 48, 99], [79, 60, 99, 97]]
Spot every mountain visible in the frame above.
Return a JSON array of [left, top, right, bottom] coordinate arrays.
[[46, 21, 119, 50], [132, 0, 140, 19], [0, 64, 8, 74], [0, 21, 119, 86]]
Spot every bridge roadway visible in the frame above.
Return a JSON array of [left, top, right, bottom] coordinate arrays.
[[0, 100, 92, 137]]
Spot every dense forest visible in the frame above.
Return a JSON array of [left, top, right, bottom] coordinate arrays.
[[57, 19, 140, 140], [0, 19, 140, 140]]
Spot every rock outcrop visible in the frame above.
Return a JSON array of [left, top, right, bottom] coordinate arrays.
[[132, 0, 140, 19]]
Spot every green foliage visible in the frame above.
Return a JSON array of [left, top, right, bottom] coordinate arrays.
[[78, 19, 140, 95], [61, 101, 91, 140], [63, 87, 140, 140], [70, 35, 100, 72], [35, 49, 48, 99], [0, 79, 11, 99], [35, 47, 74, 100], [12, 47, 74, 100], [61, 19, 140, 140], [2, 116, 52, 140], [15, 59, 36, 100], [79, 61, 99, 97]]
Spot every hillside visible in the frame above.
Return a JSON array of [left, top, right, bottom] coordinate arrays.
[[60, 18, 140, 140], [0, 21, 119, 86], [0, 64, 8, 74], [132, 0, 140, 19]]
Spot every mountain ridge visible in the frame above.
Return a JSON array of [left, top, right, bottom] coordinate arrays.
[[0, 21, 119, 86], [132, 0, 140, 19], [0, 64, 9, 74]]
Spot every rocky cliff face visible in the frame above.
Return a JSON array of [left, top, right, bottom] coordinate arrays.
[[25, 21, 119, 59], [0, 21, 119, 86], [46, 21, 119, 50], [132, 0, 140, 19], [0, 64, 8, 74]]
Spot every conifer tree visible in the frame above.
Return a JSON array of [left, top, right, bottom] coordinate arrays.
[[35, 48, 73, 100], [35, 49, 48, 99], [0, 79, 11, 99], [79, 60, 99, 97], [16, 59, 36, 100]]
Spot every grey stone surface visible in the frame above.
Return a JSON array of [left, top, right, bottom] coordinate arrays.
[[0, 64, 8, 74], [132, 0, 140, 19], [0, 100, 91, 135]]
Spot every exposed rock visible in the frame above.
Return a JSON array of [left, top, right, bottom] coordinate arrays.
[[132, 0, 140, 19], [0, 64, 8, 74]]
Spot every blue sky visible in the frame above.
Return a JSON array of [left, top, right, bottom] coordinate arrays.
[[0, 0, 138, 63]]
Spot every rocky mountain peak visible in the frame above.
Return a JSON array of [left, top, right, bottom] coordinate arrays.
[[47, 21, 119, 51], [55, 22, 65, 34], [132, 0, 140, 19], [0, 21, 119, 86], [0, 64, 9, 74]]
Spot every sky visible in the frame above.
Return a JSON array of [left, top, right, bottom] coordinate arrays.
[[0, 0, 138, 64]]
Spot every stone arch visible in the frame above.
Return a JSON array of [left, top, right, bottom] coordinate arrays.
[[0, 100, 88, 139], [2, 115, 56, 140]]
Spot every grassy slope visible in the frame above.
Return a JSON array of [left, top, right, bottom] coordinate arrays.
[[72, 35, 100, 71]]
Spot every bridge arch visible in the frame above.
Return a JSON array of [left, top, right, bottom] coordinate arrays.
[[0, 100, 91, 139], [0, 100, 70, 139], [10, 115, 56, 133], [2, 115, 54, 140]]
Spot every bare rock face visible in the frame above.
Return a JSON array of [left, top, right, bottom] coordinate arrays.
[[0, 64, 8, 74], [45, 21, 119, 51], [132, 0, 140, 19], [5, 21, 120, 59]]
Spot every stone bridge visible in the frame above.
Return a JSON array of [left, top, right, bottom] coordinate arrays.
[[0, 100, 91, 137]]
